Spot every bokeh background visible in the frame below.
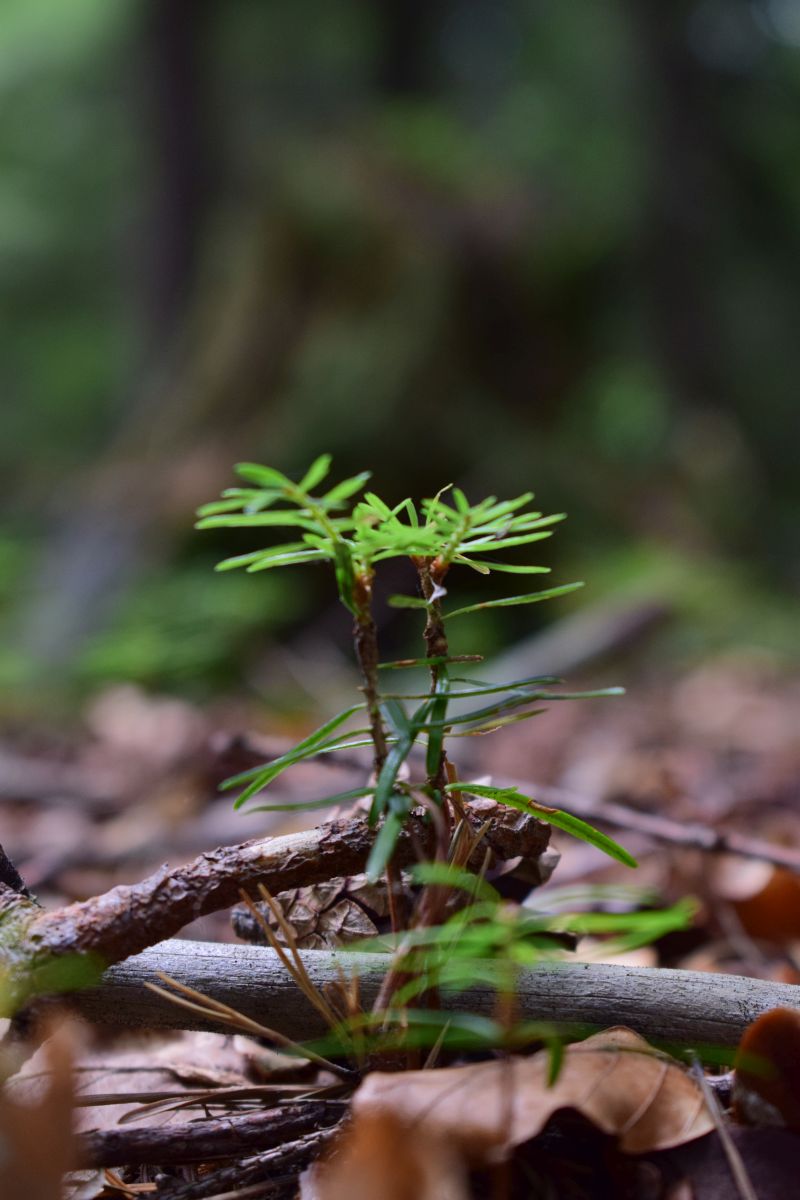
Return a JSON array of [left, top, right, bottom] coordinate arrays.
[[2, 0, 799, 712]]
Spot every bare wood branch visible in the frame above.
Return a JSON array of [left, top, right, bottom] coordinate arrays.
[[69, 937, 800, 1049], [0, 803, 549, 1012], [80, 1099, 344, 1168], [0, 817, 421, 1009]]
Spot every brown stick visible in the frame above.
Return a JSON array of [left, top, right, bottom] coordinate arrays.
[[70, 938, 800, 1050], [1, 802, 549, 1013], [351, 577, 388, 776], [0, 816, 431, 1011], [79, 1099, 344, 1168], [155, 1124, 339, 1200], [416, 558, 450, 689], [351, 579, 408, 935]]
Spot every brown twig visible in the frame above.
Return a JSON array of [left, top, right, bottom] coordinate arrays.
[[350, 572, 388, 776], [79, 1100, 345, 1168], [351, 573, 411, 936], [153, 1124, 341, 1200], [416, 556, 452, 813], [416, 558, 450, 688], [0, 814, 435, 1013]]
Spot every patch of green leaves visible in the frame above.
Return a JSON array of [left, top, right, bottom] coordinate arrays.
[[197, 461, 577, 607]]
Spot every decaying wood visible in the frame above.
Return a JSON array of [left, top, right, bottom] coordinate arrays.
[[80, 1098, 344, 1168], [70, 937, 800, 1049], [0, 802, 549, 1012]]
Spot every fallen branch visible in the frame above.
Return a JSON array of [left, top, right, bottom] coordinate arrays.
[[0, 817, 419, 1012], [80, 1098, 344, 1168], [0, 803, 548, 1013], [70, 937, 800, 1049]]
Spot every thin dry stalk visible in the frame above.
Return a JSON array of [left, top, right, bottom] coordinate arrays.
[[689, 1058, 758, 1200], [145, 972, 352, 1081], [240, 887, 342, 1033]]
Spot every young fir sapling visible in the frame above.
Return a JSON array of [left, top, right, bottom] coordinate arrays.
[[198, 456, 695, 1049], [197, 455, 634, 883]]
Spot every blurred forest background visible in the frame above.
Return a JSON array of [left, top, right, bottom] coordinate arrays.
[[1, 0, 799, 714]]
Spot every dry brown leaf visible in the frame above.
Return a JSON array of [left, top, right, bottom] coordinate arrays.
[[353, 1027, 714, 1161], [732, 868, 800, 945], [8, 1031, 251, 1134], [302, 1113, 468, 1200], [0, 1019, 79, 1200]]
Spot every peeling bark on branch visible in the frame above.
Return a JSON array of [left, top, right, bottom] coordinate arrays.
[[0, 817, 423, 1009], [70, 937, 800, 1049], [0, 804, 549, 1013]]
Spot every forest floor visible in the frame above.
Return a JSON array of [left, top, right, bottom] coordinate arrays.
[[2, 647, 800, 1198]]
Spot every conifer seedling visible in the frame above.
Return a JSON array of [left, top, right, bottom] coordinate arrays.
[[199, 456, 690, 1049]]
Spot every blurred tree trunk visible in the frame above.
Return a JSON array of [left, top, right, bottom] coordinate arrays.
[[373, 0, 443, 96], [12, 1, 351, 675], [621, 0, 800, 563], [139, 0, 212, 353], [17, 1, 216, 667], [623, 0, 726, 409]]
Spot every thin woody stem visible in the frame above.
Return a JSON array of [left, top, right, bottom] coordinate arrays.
[[351, 573, 406, 933], [351, 575, 388, 776], [417, 558, 451, 807], [418, 559, 450, 692], [372, 559, 457, 1019]]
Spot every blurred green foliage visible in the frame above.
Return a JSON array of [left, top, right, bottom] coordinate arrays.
[[1, 0, 798, 698], [78, 564, 300, 692], [0, 0, 135, 487]]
